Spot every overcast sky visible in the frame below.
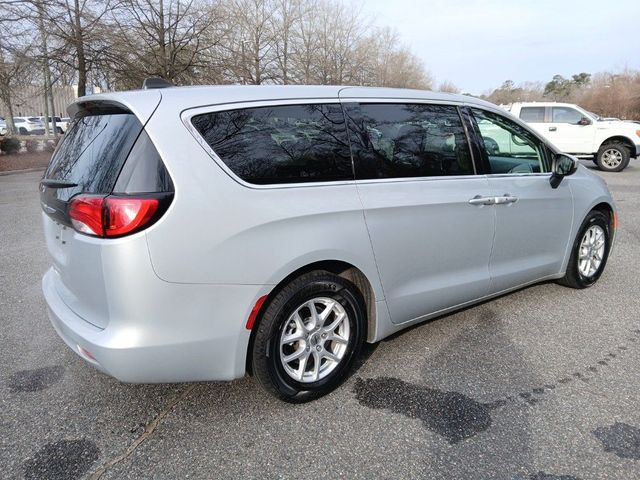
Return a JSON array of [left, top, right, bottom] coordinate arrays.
[[364, 0, 640, 94]]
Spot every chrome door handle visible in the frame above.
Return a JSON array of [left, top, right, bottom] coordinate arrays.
[[494, 194, 518, 205], [468, 195, 495, 206], [549, 126, 557, 131]]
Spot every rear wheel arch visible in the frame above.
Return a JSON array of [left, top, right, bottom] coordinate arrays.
[[245, 260, 376, 376]]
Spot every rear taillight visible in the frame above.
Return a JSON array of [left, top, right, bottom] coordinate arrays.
[[68, 195, 104, 235], [68, 194, 170, 238]]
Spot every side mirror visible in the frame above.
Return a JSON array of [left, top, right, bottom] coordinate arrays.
[[550, 153, 579, 188], [577, 117, 591, 126]]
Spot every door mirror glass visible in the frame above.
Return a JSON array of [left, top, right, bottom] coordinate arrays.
[[550, 153, 578, 188]]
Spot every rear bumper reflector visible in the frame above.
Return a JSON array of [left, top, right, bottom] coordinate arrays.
[[246, 295, 268, 330]]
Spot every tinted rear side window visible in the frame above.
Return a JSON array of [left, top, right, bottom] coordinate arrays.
[[113, 130, 174, 193], [45, 112, 143, 200], [191, 104, 353, 185], [345, 103, 474, 179], [519, 107, 545, 122]]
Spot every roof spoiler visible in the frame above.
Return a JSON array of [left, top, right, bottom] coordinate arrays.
[[142, 77, 174, 89]]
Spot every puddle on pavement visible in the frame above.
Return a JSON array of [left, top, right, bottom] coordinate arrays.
[[23, 439, 99, 480], [8, 366, 64, 393], [593, 422, 640, 460], [353, 376, 504, 444]]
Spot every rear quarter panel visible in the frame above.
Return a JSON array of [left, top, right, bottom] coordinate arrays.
[[143, 100, 384, 299]]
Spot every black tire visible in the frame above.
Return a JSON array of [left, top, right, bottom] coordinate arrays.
[[19, 127, 28, 135], [596, 142, 630, 172], [558, 210, 611, 289], [56, 127, 63, 134], [252, 270, 366, 401]]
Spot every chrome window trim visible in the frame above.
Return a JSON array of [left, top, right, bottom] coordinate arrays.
[[183, 96, 490, 189]]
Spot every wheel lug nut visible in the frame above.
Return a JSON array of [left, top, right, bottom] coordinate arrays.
[[315, 345, 321, 351]]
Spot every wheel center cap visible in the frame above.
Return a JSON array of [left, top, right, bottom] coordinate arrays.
[[309, 332, 320, 346]]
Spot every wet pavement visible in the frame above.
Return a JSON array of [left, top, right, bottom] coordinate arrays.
[[1, 162, 639, 479]]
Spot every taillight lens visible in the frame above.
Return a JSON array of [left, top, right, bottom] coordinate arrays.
[[105, 197, 159, 237], [68, 195, 105, 236], [68, 194, 168, 238]]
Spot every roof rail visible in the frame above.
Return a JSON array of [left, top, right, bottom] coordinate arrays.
[[142, 77, 174, 89]]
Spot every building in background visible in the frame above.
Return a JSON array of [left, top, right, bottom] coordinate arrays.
[[0, 84, 102, 118]]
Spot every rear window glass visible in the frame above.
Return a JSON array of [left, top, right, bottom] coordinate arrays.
[[191, 104, 353, 185], [45, 113, 143, 199], [519, 107, 545, 123]]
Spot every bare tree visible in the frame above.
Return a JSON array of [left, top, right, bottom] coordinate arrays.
[[107, 0, 221, 89], [40, 0, 113, 97], [0, 42, 37, 134], [0, 5, 37, 133], [1, 0, 437, 118], [224, 0, 277, 85], [271, 0, 301, 84], [437, 80, 460, 94], [579, 70, 640, 119]]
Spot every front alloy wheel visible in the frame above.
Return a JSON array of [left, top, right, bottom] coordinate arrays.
[[601, 149, 623, 169], [558, 210, 611, 289], [596, 142, 630, 172], [577, 225, 606, 277]]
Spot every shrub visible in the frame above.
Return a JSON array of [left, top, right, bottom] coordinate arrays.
[[45, 137, 60, 152], [25, 139, 39, 153], [0, 137, 21, 154]]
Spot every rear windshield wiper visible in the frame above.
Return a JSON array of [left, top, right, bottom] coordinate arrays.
[[40, 179, 78, 189]]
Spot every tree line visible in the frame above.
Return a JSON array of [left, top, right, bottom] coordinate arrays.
[[0, 0, 433, 134], [484, 70, 640, 120]]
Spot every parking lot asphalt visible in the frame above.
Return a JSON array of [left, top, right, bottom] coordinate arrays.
[[1, 162, 639, 480]]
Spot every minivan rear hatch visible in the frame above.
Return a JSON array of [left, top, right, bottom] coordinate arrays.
[[40, 95, 172, 329]]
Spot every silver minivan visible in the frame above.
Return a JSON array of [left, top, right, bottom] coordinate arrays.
[[40, 85, 616, 400]]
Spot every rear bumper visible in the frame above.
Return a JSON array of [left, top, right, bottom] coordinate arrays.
[[43, 267, 267, 383]]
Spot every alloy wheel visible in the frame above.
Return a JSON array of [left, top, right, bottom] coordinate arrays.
[[279, 297, 350, 383], [601, 149, 623, 169], [578, 225, 606, 277]]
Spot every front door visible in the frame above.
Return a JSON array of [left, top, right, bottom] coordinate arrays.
[[546, 106, 596, 154], [468, 107, 573, 293]]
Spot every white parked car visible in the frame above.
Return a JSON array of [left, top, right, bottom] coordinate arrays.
[[13, 116, 45, 135], [0, 117, 7, 136], [39, 116, 70, 134], [503, 102, 640, 172]]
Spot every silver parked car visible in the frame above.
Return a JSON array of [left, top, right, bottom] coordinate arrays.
[[40, 85, 616, 400]]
